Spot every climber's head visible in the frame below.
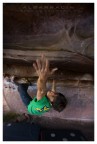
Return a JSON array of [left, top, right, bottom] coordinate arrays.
[[47, 91, 67, 112]]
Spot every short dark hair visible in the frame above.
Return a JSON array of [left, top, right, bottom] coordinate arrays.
[[51, 93, 67, 112]]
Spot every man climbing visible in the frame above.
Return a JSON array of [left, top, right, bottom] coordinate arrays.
[[12, 55, 67, 115]]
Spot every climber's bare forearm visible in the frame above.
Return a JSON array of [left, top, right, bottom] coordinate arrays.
[[33, 55, 58, 100], [36, 77, 47, 100]]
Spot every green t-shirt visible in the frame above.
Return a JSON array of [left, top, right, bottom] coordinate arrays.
[[27, 96, 52, 115]]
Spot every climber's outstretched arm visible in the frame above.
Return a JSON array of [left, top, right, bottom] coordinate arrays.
[[33, 55, 58, 100]]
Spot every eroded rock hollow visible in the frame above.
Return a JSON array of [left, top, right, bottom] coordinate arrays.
[[3, 3, 94, 124]]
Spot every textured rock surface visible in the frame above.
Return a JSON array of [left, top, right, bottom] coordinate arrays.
[[3, 3, 94, 80], [3, 4, 94, 139], [3, 3, 94, 115], [3, 79, 94, 121], [3, 3, 94, 60]]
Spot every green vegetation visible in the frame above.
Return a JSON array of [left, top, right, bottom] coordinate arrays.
[[3, 112, 19, 123]]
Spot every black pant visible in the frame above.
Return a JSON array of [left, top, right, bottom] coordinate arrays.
[[18, 84, 32, 107]]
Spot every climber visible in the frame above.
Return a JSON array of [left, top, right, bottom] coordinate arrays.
[[13, 55, 67, 115]]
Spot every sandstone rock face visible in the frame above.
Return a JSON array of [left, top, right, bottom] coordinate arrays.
[[3, 3, 94, 124], [3, 3, 94, 68]]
